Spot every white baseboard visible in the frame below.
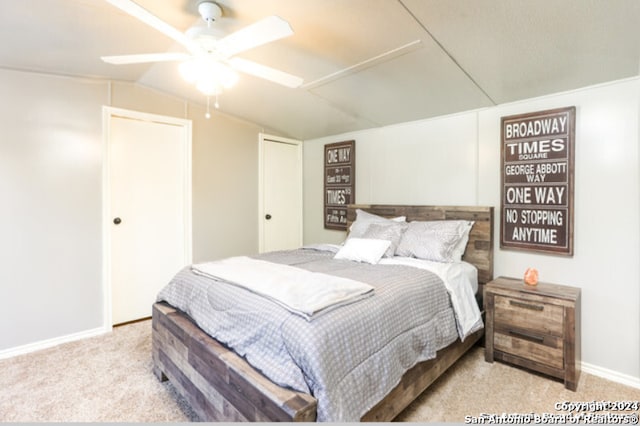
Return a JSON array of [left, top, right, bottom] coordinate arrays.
[[582, 361, 640, 390], [0, 326, 111, 360]]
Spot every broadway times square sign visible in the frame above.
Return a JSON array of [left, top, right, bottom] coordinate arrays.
[[501, 106, 575, 256]]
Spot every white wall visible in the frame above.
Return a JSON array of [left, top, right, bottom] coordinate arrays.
[[303, 77, 640, 385], [191, 102, 262, 261], [0, 69, 264, 354], [0, 70, 104, 350]]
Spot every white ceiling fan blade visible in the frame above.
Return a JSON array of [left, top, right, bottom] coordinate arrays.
[[229, 58, 303, 88], [104, 0, 201, 54], [102, 52, 191, 65], [216, 16, 294, 57]]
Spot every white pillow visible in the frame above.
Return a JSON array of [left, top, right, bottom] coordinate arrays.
[[334, 238, 391, 264], [358, 222, 408, 257], [396, 220, 474, 263], [349, 209, 406, 238], [450, 221, 474, 261]]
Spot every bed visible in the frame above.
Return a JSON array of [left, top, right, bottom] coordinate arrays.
[[152, 204, 494, 422]]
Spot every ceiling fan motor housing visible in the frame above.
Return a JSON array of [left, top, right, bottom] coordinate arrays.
[[198, 1, 222, 22]]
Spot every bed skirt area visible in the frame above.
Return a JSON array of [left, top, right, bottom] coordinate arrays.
[[151, 301, 483, 422]]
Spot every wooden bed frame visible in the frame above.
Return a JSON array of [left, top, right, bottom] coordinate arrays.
[[152, 204, 494, 422]]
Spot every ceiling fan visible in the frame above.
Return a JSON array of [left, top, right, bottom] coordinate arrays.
[[102, 0, 304, 96]]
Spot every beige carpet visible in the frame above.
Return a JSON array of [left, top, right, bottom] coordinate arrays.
[[1, 319, 638, 422], [0, 320, 198, 422], [397, 346, 640, 422]]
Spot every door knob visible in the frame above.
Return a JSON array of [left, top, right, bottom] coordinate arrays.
[[113, 217, 122, 225], [265, 214, 272, 220]]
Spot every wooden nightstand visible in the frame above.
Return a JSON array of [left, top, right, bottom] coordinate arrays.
[[484, 276, 581, 390]]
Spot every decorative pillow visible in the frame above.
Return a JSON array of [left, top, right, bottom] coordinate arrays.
[[396, 220, 474, 263], [358, 221, 408, 257], [348, 209, 406, 238], [334, 238, 391, 264]]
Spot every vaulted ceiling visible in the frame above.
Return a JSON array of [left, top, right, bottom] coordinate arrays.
[[1, 0, 639, 140]]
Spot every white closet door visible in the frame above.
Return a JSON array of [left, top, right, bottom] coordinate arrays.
[[260, 135, 303, 252], [107, 110, 191, 325]]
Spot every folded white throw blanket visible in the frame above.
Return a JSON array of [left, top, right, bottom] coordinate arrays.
[[192, 256, 374, 320]]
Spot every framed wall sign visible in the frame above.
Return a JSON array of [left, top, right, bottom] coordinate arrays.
[[324, 140, 355, 230], [500, 106, 575, 256]]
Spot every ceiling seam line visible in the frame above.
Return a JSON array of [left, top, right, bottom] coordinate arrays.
[[300, 40, 423, 90], [397, 0, 497, 106]]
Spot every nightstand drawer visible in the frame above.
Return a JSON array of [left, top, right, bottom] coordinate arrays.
[[494, 295, 563, 337], [494, 331, 564, 369]]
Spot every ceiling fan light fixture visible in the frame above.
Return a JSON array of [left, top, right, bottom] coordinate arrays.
[[180, 57, 239, 96], [196, 78, 222, 96], [215, 63, 239, 89], [178, 59, 199, 84]]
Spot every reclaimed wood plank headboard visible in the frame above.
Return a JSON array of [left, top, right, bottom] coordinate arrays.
[[346, 204, 494, 284]]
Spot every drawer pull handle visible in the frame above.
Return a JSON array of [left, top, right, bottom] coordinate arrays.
[[509, 330, 545, 344], [509, 300, 544, 311]]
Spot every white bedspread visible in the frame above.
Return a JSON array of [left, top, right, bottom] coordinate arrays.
[[192, 256, 374, 320]]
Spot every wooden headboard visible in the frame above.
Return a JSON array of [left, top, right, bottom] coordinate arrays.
[[346, 204, 494, 284]]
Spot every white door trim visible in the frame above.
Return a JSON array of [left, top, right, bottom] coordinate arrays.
[[102, 106, 192, 330], [258, 133, 303, 253]]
